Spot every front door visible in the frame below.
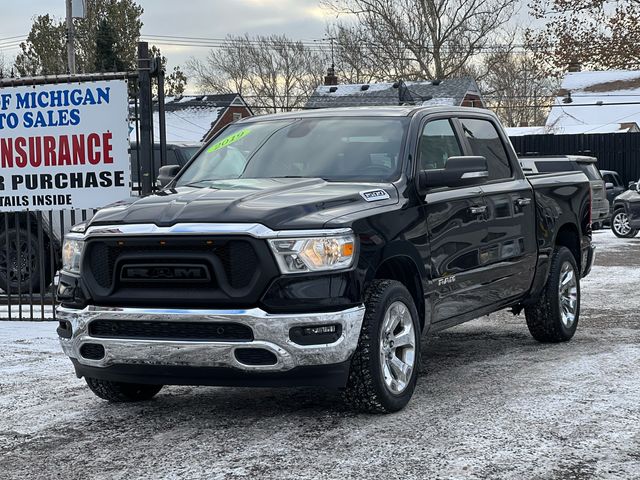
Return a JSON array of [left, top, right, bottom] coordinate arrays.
[[419, 118, 490, 322]]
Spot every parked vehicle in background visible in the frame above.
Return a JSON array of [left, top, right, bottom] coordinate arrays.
[[520, 155, 609, 228], [611, 180, 640, 238], [57, 107, 594, 413], [601, 170, 626, 206], [129, 142, 201, 189]]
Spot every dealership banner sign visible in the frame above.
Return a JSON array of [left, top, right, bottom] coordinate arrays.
[[0, 80, 130, 211]]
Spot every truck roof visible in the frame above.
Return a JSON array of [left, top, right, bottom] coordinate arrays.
[[238, 105, 496, 122]]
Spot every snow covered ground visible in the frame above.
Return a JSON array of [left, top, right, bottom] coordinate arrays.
[[1, 229, 639, 479]]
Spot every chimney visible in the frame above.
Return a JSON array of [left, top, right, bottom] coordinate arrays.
[[324, 66, 338, 86], [568, 58, 581, 72]]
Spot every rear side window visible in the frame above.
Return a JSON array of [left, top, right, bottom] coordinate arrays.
[[459, 118, 512, 180]]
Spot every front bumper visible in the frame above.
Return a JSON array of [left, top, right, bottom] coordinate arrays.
[[57, 305, 365, 385]]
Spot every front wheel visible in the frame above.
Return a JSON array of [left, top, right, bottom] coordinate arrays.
[[611, 210, 638, 238], [344, 280, 420, 413], [85, 378, 163, 403], [525, 246, 580, 343], [0, 227, 52, 294]]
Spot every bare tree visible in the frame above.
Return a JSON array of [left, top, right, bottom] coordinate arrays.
[[187, 34, 327, 113], [481, 50, 558, 127], [0, 53, 8, 78], [323, 0, 519, 80], [528, 0, 640, 74]]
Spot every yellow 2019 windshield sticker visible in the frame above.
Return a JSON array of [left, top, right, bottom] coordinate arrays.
[[207, 129, 250, 153]]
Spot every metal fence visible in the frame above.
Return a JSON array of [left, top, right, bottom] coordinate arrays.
[[510, 132, 640, 185], [0, 43, 165, 321]]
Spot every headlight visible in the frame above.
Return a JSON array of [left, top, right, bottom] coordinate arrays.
[[269, 233, 356, 274], [62, 238, 85, 274]]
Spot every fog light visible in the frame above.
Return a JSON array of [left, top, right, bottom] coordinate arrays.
[[290, 324, 342, 346], [303, 325, 337, 336]]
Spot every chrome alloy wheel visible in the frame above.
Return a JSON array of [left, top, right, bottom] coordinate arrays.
[[558, 261, 578, 328], [379, 301, 417, 394], [613, 211, 631, 236]]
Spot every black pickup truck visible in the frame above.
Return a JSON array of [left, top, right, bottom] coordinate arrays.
[[57, 106, 594, 413]]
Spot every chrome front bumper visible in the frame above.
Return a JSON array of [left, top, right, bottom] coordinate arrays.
[[57, 305, 365, 373]]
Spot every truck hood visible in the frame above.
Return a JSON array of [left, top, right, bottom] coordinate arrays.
[[89, 178, 399, 230]]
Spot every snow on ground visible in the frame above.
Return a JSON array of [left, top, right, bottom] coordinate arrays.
[[1, 229, 639, 479], [0, 305, 54, 321]]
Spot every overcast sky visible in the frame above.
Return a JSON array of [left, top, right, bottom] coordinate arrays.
[[0, 0, 334, 75]]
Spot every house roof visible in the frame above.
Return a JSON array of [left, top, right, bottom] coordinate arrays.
[[129, 94, 249, 143], [305, 77, 483, 109], [545, 70, 640, 134]]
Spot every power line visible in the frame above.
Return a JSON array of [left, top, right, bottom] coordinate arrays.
[[140, 34, 552, 55]]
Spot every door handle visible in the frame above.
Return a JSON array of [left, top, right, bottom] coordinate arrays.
[[469, 205, 487, 215], [516, 198, 532, 207]]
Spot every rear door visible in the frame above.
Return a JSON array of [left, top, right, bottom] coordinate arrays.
[[419, 117, 489, 321], [458, 117, 538, 304]]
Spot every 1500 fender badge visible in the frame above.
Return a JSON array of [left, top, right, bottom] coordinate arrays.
[[360, 189, 390, 202]]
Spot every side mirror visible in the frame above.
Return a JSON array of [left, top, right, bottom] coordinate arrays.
[[157, 165, 181, 188], [605, 182, 614, 189], [419, 156, 488, 192]]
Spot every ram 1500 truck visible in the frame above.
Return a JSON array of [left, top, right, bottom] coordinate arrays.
[[57, 106, 594, 413]]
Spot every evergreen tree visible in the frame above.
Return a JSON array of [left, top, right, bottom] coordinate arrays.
[[15, 0, 143, 76], [94, 19, 124, 72]]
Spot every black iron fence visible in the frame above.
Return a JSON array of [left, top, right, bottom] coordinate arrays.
[[0, 43, 165, 321], [510, 132, 640, 185]]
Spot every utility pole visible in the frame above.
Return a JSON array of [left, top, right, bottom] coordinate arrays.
[[66, 0, 76, 74]]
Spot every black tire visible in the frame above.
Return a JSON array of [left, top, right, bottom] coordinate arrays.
[[525, 246, 580, 343], [0, 227, 52, 294], [611, 210, 639, 238], [344, 279, 421, 413], [85, 377, 163, 403]]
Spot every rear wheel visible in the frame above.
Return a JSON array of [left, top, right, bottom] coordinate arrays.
[[525, 246, 579, 343], [611, 210, 638, 238], [344, 280, 420, 413], [85, 378, 163, 403]]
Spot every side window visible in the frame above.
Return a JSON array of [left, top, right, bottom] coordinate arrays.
[[419, 119, 462, 171], [165, 149, 179, 166], [603, 173, 613, 184], [460, 118, 512, 180], [614, 173, 623, 187]]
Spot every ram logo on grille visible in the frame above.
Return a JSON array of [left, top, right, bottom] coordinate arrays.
[[120, 264, 211, 282]]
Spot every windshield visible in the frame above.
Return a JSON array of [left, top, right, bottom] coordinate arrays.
[[175, 117, 409, 186]]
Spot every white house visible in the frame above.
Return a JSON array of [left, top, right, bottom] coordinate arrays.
[[544, 70, 640, 134]]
